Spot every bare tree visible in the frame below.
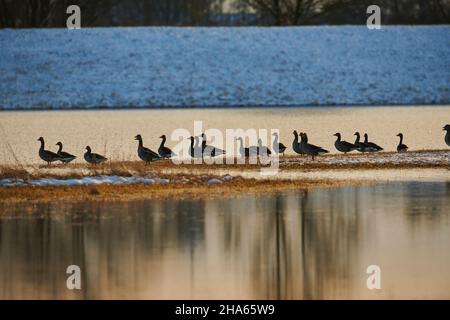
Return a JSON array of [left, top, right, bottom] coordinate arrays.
[[240, 0, 356, 25]]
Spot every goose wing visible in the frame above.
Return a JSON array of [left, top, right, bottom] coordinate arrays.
[[142, 146, 159, 158], [59, 151, 76, 159], [159, 146, 175, 158], [41, 149, 62, 161], [340, 141, 356, 149], [92, 153, 107, 162], [367, 142, 383, 151], [307, 143, 329, 153]]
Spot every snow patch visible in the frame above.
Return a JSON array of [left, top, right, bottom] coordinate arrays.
[[0, 175, 170, 187]]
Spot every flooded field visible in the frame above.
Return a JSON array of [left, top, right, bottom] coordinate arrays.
[[0, 106, 449, 166], [0, 181, 449, 299]]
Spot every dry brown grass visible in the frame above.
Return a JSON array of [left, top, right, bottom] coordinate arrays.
[[0, 165, 30, 180], [0, 177, 364, 204]]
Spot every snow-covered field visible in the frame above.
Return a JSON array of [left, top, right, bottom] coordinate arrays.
[[0, 26, 449, 109]]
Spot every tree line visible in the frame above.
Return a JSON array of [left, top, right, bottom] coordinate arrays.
[[0, 0, 448, 28]]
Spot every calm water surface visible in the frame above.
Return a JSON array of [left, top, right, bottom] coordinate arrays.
[[1, 182, 450, 299]]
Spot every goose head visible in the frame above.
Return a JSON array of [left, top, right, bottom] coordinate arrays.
[[56, 141, 63, 147], [292, 130, 298, 136], [443, 124, 450, 131], [134, 134, 142, 141], [37, 137, 44, 143], [333, 133, 341, 138], [272, 132, 279, 137], [302, 133, 308, 143], [354, 132, 360, 138], [85, 146, 91, 153], [396, 133, 403, 138], [364, 133, 369, 142], [159, 135, 166, 139]]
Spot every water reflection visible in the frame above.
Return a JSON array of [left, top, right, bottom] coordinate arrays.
[[1, 182, 450, 299]]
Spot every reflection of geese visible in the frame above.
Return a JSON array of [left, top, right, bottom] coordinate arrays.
[[301, 133, 329, 160], [257, 138, 272, 156], [237, 137, 250, 158], [37, 137, 61, 165], [56, 141, 76, 164], [158, 135, 175, 159], [272, 132, 286, 156], [292, 130, 304, 156], [364, 133, 383, 152], [84, 146, 107, 164], [134, 134, 159, 163], [200, 133, 225, 157], [443, 124, 450, 147], [333, 133, 356, 154], [188, 136, 203, 158], [396, 133, 408, 153]]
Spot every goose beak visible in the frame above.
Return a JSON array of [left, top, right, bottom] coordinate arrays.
[[333, 133, 338, 137]]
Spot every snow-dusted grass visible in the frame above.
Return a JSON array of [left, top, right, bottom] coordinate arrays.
[[0, 26, 449, 109]]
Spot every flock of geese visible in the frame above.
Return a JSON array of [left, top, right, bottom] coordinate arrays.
[[38, 124, 450, 165]]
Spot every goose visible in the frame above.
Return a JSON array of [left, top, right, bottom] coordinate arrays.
[[56, 141, 77, 164], [257, 138, 272, 157], [248, 144, 259, 156], [334, 133, 356, 154], [188, 136, 203, 158], [354, 132, 372, 152], [272, 132, 286, 156], [364, 133, 383, 152], [84, 146, 107, 165], [134, 134, 160, 163], [200, 133, 226, 157], [237, 137, 250, 158], [443, 124, 450, 147], [292, 130, 304, 156], [301, 133, 329, 160], [158, 135, 175, 159], [396, 133, 408, 153], [37, 137, 62, 165]]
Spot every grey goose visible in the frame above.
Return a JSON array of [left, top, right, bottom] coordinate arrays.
[[301, 133, 329, 160], [84, 146, 107, 165], [237, 137, 250, 158], [135, 134, 160, 163], [257, 138, 272, 157], [158, 135, 175, 159], [396, 133, 408, 153], [272, 132, 287, 156], [444, 124, 450, 147], [56, 142, 77, 164], [38, 137, 62, 165], [354, 132, 373, 152], [334, 133, 356, 154], [292, 130, 304, 156], [188, 136, 203, 158], [364, 133, 383, 152], [200, 133, 225, 157]]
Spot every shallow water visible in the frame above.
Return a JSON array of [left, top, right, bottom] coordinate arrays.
[[0, 106, 449, 166], [1, 181, 449, 299]]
